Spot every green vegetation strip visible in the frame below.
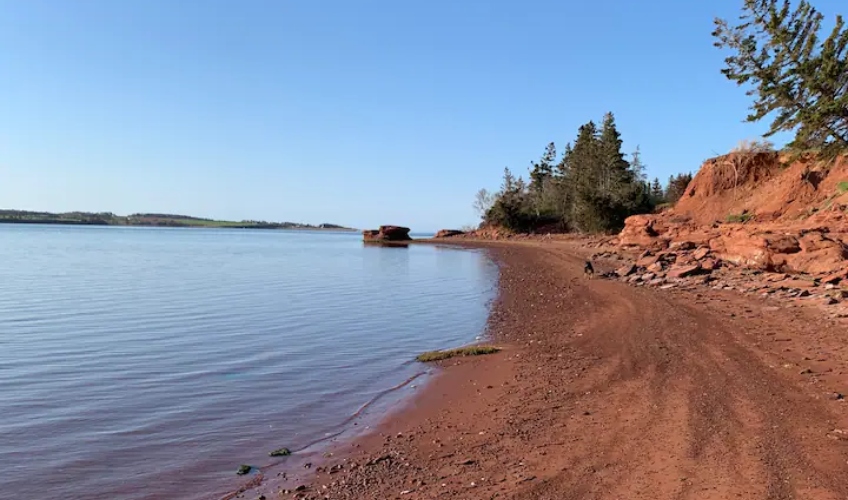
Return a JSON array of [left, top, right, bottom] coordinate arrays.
[[416, 346, 501, 362], [726, 212, 753, 223]]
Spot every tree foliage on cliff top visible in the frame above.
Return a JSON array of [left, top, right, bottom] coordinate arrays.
[[713, 0, 848, 157]]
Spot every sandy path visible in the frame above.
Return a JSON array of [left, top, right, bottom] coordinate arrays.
[[274, 241, 848, 500]]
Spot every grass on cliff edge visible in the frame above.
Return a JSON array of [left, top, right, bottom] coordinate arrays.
[[416, 345, 501, 362]]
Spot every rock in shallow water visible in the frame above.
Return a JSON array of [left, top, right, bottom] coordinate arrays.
[[362, 225, 412, 242]]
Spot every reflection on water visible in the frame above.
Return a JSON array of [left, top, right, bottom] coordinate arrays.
[[362, 241, 410, 248]]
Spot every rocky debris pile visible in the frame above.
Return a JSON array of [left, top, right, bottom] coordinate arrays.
[[592, 244, 848, 319], [617, 153, 848, 280], [619, 213, 848, 277], [594, 244, 717, 286], [434, 229, 465, 238], [362, 225, 412, 242]]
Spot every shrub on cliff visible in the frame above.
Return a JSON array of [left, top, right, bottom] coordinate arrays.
[[732, 139, 776, 154]]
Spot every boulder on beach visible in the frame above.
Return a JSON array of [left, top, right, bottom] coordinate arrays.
[[362, 225, 412, 242]]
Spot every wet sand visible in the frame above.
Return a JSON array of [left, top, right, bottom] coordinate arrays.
[[248, 240, 848, 499]]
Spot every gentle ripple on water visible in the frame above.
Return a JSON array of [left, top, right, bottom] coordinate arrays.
[[0, 225, 496, 500]]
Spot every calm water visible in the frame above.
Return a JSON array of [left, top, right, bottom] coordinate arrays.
[[0, 225, 496, 500]]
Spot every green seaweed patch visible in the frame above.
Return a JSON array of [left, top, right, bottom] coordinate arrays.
[[237, 464, 252, 476], [269, 447, 292, 457], [837, 181, 848, 194], [416, 346, 501, 362]]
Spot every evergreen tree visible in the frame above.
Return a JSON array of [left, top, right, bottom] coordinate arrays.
[[568, 121, 605, 231], [597, 112, 632, 199], [500, 167, 517, 194], [514, 176, 527, 195], [486, 168, 533, 231], [568, 121, 600, 195], [713, 0, 848, 155], [630, 147, 646, 184], [529, 143, 555, 190], [528, 142, 557, 216], [665, 173, 693, 204], [548, 142, 574, 228], [568, 113, 648, 231], [650, 177, 665, 203], [540, 142, 556, 177], [626, 145, 654, 214], [555, 143, 573, 179]]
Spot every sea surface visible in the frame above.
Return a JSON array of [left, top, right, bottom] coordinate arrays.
[[0, 225, 496, 500]]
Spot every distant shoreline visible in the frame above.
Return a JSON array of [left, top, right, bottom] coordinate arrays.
[[0, 220, 358, 231], [0, 210, 357, 231]]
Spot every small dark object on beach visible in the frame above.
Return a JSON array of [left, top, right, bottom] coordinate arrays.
[[269, 447, 292, 457], [237, 464, 251, 475], [584, 260, 595, 278]]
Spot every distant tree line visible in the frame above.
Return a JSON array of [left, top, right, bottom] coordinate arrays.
[[474, 113, 693, 233], [0, 210, 352, 230], [129, 213, 212, 221]]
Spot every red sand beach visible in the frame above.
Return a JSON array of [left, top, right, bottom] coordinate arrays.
[[241, 239, 848, 500]]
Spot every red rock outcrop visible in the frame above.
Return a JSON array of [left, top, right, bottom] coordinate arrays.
[[617, 214, 667, 249], [362, 225, 412, 242]]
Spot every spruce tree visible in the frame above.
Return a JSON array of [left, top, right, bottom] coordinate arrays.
[[529, 142, 556, 221], [550, 142, 574, 228], [529, 142, 556, 206], [556, 143, 573, 179], [650, 178, 665, 203], [630, 147, 646, 184], [542, 142, 556, 171], [665, 173, 693, 204], [486, 168, 533, 231], [713, 0, 848, 155], [597, 112, 633, 200], [568, 121, 600, 194], [595, 113, 649, 229], [568, 121, 605, 232], [500, 167, 516, 194]]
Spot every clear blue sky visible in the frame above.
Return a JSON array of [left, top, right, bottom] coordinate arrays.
[[0, 1, 819, 230]]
